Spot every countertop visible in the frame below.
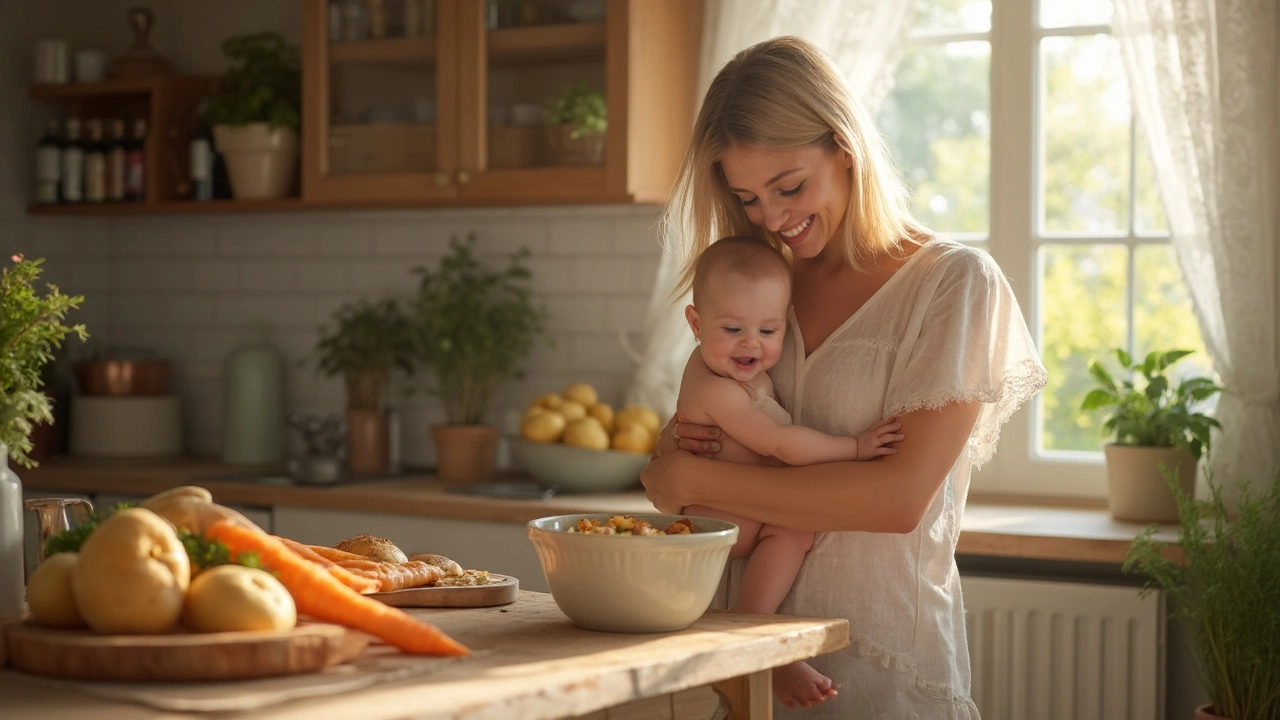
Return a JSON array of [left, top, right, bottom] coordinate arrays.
[[2, 591, 849, 720], [19, 457, 1177, 565]]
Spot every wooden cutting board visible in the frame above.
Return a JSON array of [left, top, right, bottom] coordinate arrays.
[[4, 621, 367, 682], [369, 574, 519, 608]]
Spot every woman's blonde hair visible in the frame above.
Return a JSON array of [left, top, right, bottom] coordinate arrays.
[[663, 36, 928, 298]]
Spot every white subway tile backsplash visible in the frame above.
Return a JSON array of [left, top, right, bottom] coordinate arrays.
[[349, 260, 420, 294], [111, 222, 217, 256], [189, 260, 241, 292], [216, 224, 319, 256], [611, 215, 664, 255], [111, 259, 194, 292], [113, 292, 215, 327], [572, 257, 636, 294], [214, 293, 316, 328], [549, 219, 614, 255], [295, 260, 350, 292], [567, 331, 641, 375], [544, 295, 605, 332], [241, 260, 297, 291], [606, 295, 653, 333]]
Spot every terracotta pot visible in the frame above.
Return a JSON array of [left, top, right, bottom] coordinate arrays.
[[1103, 445, 1197, 522], [213, 123, 298, 199], [346, 408, 389, 477], [1196, 704, 1230, 719], [544, 124, 604, 166], [431, 424, 498, 484]]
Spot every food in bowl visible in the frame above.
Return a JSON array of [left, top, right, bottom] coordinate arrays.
[[527, 513, 739, 633], [570, 515, 693, 535], [519, 384, 659, 455]]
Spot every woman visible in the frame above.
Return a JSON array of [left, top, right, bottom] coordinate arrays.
[[642, 36, 1047, 719]]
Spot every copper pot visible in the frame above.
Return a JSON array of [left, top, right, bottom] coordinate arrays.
[[75, 360, 170, 396]]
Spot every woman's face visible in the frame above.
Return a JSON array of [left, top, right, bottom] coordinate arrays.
[[718, 142, 853, 261]]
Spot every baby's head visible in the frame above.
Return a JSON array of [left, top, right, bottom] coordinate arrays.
[[685, 236, 791, 382]]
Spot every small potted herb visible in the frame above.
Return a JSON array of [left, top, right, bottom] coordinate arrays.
[[203, 32, 301, 199], [542, 82, 606, 166], [313, 297, 414, 476], [1080, 348, 1221, 522], [409, 234, 549, 483]]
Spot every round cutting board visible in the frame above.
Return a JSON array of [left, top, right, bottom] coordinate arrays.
[[4, 621, 367, 682], [369, 574, 519, 608]]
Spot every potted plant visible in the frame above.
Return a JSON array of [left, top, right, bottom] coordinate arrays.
[[0, 254, 86, 622], [1124, 471, 1280, 719], [313, 298, 414, 476], [410, 234, 549, 483], [1080, 348, 1221, 522], [203, 32, 301, 199], [542, 82, 606, 166]]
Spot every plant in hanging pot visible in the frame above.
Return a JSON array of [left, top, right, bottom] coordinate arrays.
[[203, 31, 301, 200], [1124, 471, 1280, 720], [542, 82, 606, 166], [0, 254, 87, 623], [1080, 348, 1221, 522], [313, 297, 414, 476], [409, 234, 549, 483]]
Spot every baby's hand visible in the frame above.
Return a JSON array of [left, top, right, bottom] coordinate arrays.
[[855, 417, 904, 461]]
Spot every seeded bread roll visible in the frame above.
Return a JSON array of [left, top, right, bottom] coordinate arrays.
[[333, 534, 408, 564]]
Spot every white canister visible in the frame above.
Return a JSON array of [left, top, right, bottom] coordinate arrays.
[[74, 49, 107, 83], [33, 40, 69, 84]]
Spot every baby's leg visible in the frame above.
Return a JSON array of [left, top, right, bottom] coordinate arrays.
[[682, 504, 763, 560]]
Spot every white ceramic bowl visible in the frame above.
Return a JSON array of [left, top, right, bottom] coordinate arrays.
[[527, 513, 739, 633], [508, 438, 650, 493]]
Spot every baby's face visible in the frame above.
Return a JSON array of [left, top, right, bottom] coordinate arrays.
[[689, 273, 790, 383]]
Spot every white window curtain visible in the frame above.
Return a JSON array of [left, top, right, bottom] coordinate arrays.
[[1114, 0, 1280, 505], [623, 0, 917, 419]]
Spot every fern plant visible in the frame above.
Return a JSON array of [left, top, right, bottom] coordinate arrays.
[[0, 255, 87, 467], [1124, 471, 1280, 719], [1080, 348, 1221, 459]]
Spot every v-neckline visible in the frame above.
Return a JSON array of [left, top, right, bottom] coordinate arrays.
[[789, 240, 934, 365]]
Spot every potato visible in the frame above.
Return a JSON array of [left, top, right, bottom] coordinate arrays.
[[183, 565, 296, 633], [616, 406, 661, 435], [25, 552, 85, 628], [531, 393, 564, 411], [587, 403, 615, 433], [73, 508, 190, 634], [611, 424, 656, 454], [522, 410, 567, 442], [564, 417, 610, 451], [558, 399, 588, 422], [562, 382, 599, 408]]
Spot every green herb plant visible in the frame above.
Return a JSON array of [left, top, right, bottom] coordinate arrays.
[[1124, 471, 1280, 720], [1080, 348, 1222, 459], [543, 82, 607, 139], [313, 298, 415, 411], [42, 502, 136, 557], [203, 32, 302, 133], [0, 255, 87, 467], [409, 234, 549, 425]]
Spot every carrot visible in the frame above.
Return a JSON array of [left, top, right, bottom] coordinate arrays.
[[207, 520, 471, 656], [275, 536, 382, 595]]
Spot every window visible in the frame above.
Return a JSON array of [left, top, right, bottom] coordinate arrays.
[[876, 0, 1208, 497]]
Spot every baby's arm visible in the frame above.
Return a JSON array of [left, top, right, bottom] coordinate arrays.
[[698, 379, 901, 464]]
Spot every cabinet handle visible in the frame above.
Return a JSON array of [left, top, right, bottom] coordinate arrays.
[[456, 169, 471, 186], [434, 170, 451, 187]]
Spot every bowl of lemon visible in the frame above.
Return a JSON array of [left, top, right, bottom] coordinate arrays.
[[511, 383, 660, 493]]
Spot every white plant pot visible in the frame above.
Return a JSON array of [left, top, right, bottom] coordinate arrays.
[[1103, 445, 1197, 522], [212, 123, 299, 200]]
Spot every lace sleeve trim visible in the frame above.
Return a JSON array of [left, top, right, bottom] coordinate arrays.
[[886, 357, 1048, 469]]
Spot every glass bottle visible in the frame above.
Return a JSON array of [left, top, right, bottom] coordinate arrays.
[[60, 117, 84, 204], [0, 444, 24, 625], [35, 118, 62, 205], [189, 104, 214, 201], [125, 118, 147, 202], [84, 119, 107, 203], [107, 119, 127, 202], [342, 0, 367, 41]]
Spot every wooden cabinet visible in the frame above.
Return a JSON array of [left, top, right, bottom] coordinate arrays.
[[302, 0, 702, 207]]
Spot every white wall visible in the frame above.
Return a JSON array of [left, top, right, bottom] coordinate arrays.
[[7, 1, 667, 465]]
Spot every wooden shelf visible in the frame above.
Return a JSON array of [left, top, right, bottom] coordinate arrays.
[[30, 78, 160, 100], [329, 37, 437, 65], [487, 22, 606, 67], [27, 198, 306, 216]]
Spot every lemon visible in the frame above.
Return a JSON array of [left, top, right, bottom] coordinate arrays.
[[532, 393, 563, 411], [587, 402, 615, 433], [559, 399, 588, 422], [616, 406, 662, 435], [523, 405, 547, 424], [522, 410, 567, 442], [564, 417, 610, 451], [611, 424, 656, 454], [562, 382, 599, 407]]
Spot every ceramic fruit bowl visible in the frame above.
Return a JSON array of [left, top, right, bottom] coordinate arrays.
[[508, 438, 650, 493]]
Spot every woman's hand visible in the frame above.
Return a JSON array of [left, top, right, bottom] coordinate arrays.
[[641, 450, 697, 513], [653, 416, 722, 459]]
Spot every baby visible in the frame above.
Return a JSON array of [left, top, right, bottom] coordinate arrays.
[[676, 236, 902, 708]]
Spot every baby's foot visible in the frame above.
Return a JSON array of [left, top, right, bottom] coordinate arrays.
[[773, 660, 837, 709]]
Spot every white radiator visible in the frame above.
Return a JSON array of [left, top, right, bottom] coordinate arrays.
[[961, 576, 1165, 720]]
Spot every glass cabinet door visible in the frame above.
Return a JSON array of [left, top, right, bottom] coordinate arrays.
[[304, 0, 458, 201]]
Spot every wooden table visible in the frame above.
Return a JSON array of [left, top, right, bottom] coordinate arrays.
[[1, 591, 849, 720]]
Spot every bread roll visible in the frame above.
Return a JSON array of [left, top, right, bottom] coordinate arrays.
[[407, 553, 464, 577], [333, 534, 408, 564]]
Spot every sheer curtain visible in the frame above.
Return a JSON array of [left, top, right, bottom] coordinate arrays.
[[1114, 0, 1280, 505], [623, 0, 916, 419]]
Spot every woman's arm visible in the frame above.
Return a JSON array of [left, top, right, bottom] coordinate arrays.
[[642, 400, 981, 533]]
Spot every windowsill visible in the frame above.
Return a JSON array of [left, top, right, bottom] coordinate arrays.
[[960, 495, 1178, 564]]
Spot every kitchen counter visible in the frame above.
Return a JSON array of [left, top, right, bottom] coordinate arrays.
[[20, 457, 1177, 565], [2, 591, 849, 720]]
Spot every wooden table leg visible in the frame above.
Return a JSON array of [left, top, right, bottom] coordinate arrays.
[[713, 670, 772, 719]]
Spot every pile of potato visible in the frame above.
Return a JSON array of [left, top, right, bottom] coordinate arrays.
[[520, 383, 661, 455]]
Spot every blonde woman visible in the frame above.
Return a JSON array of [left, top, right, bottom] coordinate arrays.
[[642, 36, 1047, 718]]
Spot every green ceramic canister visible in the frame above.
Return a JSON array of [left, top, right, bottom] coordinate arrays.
[[221, 337, 285, 465]]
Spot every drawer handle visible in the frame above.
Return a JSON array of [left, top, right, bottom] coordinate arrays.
[[456, 169, 471, 186]]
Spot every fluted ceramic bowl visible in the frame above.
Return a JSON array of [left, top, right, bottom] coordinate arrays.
[[509, 438, 650, 493], [527, 513, 739, 633]]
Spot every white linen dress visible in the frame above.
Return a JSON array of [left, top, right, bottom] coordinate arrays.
[[716, 238, 1047, 719]]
